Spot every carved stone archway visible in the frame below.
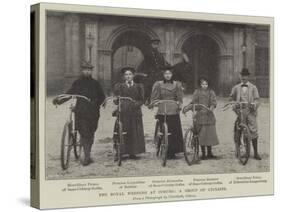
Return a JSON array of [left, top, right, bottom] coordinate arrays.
[[175, 30, 227, 55], [99, 24, 159, 93], [105, 24, 159, 50], [175, 30, 233, 96]]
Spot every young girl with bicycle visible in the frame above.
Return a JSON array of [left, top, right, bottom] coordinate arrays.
[[183, 77, 219, 160], [150, 67, 184, 159], [113, 67, 145, 160]]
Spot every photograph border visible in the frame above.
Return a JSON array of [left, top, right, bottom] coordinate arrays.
[[36, 3, 274, 208]]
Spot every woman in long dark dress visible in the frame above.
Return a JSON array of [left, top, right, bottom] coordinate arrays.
[[149, 67, 184, 159], [113, 67, 145, 160], [183, 77, 219, 159]]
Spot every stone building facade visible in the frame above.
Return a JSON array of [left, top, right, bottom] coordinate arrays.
[[46, 12, 270, 97]]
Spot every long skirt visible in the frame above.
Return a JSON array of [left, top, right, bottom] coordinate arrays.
[[113, 115, 145, 155], [195, 124, 219, 146], [156, 114, 184, 155]]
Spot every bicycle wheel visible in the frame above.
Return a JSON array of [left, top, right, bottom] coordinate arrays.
[[183, 128, 198, 165], [160, 123, 169, 167], [116, 121, 124, 166], [235, 125, 250, 165], [73, 131, 82, 160], [60, 121, 72, 170], [154, 120, 161, 157]]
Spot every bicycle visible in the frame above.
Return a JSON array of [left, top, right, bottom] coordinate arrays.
[[102, 96, 136, 166], [222, 102, 254, 165], [54, 94, 90, 170], [182, 103, 212, 166], [150, 99, 180, 167]]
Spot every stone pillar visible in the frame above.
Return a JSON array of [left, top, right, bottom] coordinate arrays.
[[64, 14, 80, 89], [233, 26, 256, 84], [84, 20, 99, 79], [165, 23, 175, 64], [218, 55, 234, 96], [233, 27, 244, 83], [245, 27, 256, 82], [98, 49, 113, 95]]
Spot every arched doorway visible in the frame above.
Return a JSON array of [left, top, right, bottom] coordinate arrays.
[[181, 35, 220, 93], [111, 30, 151, 85]]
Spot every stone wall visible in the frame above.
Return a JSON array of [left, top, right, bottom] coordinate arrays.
[[46, 12, 270, 97], [46, 13, 65, 94]]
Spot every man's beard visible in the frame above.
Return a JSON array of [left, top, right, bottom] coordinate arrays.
[[82, 74, 91, 78]]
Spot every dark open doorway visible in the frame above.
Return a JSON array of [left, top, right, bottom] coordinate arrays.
[[111, 31, 151, 85], [182, 34, 220, 93]]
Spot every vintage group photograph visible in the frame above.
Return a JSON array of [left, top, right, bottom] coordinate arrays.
[[45, 10, 270, 180]]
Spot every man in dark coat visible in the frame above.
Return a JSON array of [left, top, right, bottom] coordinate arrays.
[[172, 52, 192, 82], [53, 61, 105, 166], [171, 52, 193, 93], [136, 39, 170, 103]]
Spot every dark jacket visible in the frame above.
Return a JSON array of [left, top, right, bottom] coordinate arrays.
[[113, 82, 144, 117], [172, 61, 192, 83], [66, 76, 105, 119], [141, 48, 169, 77]]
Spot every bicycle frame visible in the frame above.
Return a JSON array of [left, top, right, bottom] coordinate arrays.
[[150, 99, 180, 122], [103, 96, 135, 163], [182, 103, 212, 164], [151, 100, 179, 139], [55, 94, 90, 169], [117, 97, 135, 138], [222, 101, 254, 165], [223, 101, 254, 129], [183, 103, 212, 127], [55, 94, 91, 138], [103, 96, 135, 118], [69, 97, 76, 135]]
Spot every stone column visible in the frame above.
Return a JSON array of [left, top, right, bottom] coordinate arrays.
[[233, 27, 244, 83], [218, 54, 234, 96], [245, 27, 256, 82], [64, 14, 80, 89], [84, 20, 99, 79], [98, 49, 113, 95], [233, 26, 256, 83], [165, 23, 175, 64]]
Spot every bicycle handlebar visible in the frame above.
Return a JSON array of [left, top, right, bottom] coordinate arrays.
[[222, 101, 255, 111], [56, 94, 90, 102], [183, 103, 211, 112], [150, 99, 179, 107], [102, 96, 135, 107]]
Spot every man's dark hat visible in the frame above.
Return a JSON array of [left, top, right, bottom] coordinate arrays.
[[81, 61, 94, 69], [151, 38, 161, 44], [240, 68, 250, 76], [120, 66, 136, 74]]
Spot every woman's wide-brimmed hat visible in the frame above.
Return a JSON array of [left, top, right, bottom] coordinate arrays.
[[120, 66, 136, 74], [240, 68, 250, 76], [161, 65, 174, 72]]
